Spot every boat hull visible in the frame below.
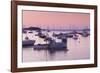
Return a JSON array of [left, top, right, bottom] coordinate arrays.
[[22, 40, 35, 47], [34, 43, 67, 50]]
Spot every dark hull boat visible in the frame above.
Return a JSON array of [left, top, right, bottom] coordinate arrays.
[[34, 43, 67, 50], [22, 40, 35, 47]]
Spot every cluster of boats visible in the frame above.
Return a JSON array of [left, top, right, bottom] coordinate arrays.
[[22, 29, 90, 52]]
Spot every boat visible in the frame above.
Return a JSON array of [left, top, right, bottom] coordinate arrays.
[[23, 36, 35, 47], [35, 31, 47, 38], [81, 31, 90, 37], [33, 36, 68, 51], [22, 40, 35, 47], [73, 34, 78, 40], [33, 28, 68, 51], [52, 33, 73, 39], [34, 42, 67, 50]]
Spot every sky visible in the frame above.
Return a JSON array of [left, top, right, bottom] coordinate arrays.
[[22, 10, 90, 30]]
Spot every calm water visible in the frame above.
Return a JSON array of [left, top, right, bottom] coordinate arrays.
[[22, 30, 90, 62]]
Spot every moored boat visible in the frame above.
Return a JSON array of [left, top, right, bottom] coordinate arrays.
[[22, 40, 35, 47]]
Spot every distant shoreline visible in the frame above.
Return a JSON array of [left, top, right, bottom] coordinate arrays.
[[22, 27, 90, 31]]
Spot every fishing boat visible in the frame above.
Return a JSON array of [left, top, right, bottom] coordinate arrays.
[[34, 35, 68, 51], [22, 40, 35, 47], [33, 28, 68, 51], [22, 36, 35, 47]]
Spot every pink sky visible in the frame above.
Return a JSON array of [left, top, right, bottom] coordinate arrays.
[[23, 10, 90, 30]]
